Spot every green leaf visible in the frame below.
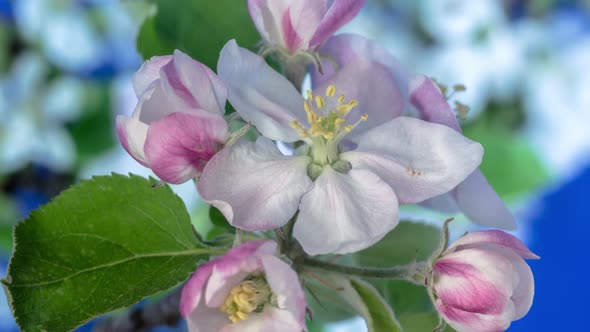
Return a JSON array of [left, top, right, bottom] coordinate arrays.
[[352, 221, 441, 316], [314, 274, 402, 332], [353, 221, 441, 267], [398, 312, 455, 332], [350, 278, 403, 332], [2, 174, 213, 332], [136, 0, 260, 69]]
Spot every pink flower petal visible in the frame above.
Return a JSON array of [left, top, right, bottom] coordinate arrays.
[[434, 248, 517, 315], [283, 0, 326, 52], [262, 255, 306, 328], [199, 137, 312, 231], [436, 298, 515, 332], [248, 0, 289, 47], [309, 0, 366, 47], [408, 74, 461, 132], [115, 115, 149, 167], [447, 230, 539, 260], [180, 261, 215, 317], [205, 241, 277, 308], [160, 50, 227, 114], [143, 111, 228, 184], [294, 167, 399, 255], [341, 117, 483, 204], [131, 55, 172, 96]]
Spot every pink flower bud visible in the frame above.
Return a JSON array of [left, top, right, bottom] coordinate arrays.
[[180, 241, 307, 332], [431, 230, 539, 332], [248, 0, 365, 54], [116, 50, 229, 184]]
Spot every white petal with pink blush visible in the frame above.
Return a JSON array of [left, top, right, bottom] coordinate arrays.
[[116, 50, 229, 184], [180, 241, 306, 332], [430, 230, 539, 332]]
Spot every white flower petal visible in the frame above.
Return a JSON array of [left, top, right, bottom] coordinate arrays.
[[341, 117, 483, 204], [294, 166, 399, 255], [198, 137, 313, 231], [217, 40, 307, 142]]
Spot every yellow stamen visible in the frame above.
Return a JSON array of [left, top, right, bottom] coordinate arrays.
[[220, 277, 272, 324], [307, 90, 314, 101], [326, 84, 336, 97], [338, 95, 345, 103], [315, 95, 326, 109]]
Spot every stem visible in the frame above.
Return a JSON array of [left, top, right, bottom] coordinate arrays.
[[303, 258, 428, 282]]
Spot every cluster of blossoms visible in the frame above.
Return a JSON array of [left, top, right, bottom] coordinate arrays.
[[117, 1, 538, 331]]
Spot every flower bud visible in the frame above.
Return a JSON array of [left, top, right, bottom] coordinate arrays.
[[180, 241, 307, 332], [248, 0, 365, 56], [116, 50, 229, 184], [430, 230, 539, 332]]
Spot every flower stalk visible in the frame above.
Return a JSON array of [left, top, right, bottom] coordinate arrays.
[[302, 257, 429, 284]]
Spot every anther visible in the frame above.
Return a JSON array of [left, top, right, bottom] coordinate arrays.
[[326, 85, 336, 97], [315, 95, 326, 109], [338, 95, 345, 103]]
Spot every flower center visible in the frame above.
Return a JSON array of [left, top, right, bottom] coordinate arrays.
[[219, 276, 275, 324], [290, 85, 367, 167]]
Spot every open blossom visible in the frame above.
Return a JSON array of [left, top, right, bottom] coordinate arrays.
[[116, 50, 229, 184], [248, 0, 365, 55], [180, 240, 306, 332], [314, 34, 516, 230], [430, 230, 539, 332], [198, 40, 483, 255]]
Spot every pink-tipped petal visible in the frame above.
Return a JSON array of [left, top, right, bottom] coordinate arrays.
[[409, 74, 461, 132], [133, 83, 178, 125], [262, 255, 307, 329], [217, 40, 307, 142], [447, 230, 539, 260], [455, 170, 517, 230], [248, 0, 289, 47], [144, 111, 228, 184], [131, 55, 172, 96], [186, 297, 230, 332], [436, 299, 515, 332], [341, 117, 483, 204], [180, 261, 216, 318], [508, 253, 535, 320], [205, 241, 277, 308], [198, 137, 313, 231], [313, 34, 408, 98], [309, 0, 366, 47], [294, 167, 399, 255], [283, 0, 326, 51], [160, 50, 227, 114], [434, 248, 517, 315], [116, 115, 149, 167]]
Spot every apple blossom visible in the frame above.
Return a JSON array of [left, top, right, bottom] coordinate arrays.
[[248, 0, 365, 56], [198, 40, 483, 255], [116, 50, 229, 184], [313, 33, 516, 230], [429, 230, 539, 332], [180, 240, 306, 332]]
